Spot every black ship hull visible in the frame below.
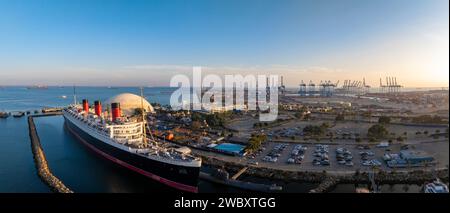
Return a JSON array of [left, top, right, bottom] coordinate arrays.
[[64, 117, 199, 193]]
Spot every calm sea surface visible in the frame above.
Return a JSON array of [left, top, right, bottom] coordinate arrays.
[[0, 86, 423, 192]]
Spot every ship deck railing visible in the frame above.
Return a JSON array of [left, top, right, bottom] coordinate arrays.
[[127, 146, 198, 163]]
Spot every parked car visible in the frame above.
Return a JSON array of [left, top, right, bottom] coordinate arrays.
[[345, 162, 354, 167], [321, 160, 330, 166], [371, 159, 382, 166], [287, 158, 295, 164], [362, 161, 372, 166], [249, 161, 259, 166]]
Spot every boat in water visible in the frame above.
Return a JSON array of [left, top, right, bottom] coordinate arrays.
[[423, 179, 449, 193], [42, 107, 63, 113], [26, 85, 48, 90], [12, 111, 25, 118], [62, 92, 201, 193], [0, 112, 9, 119]]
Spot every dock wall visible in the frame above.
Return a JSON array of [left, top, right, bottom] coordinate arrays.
[[28, 115, 73, 193], [201, 156, 449, 189]]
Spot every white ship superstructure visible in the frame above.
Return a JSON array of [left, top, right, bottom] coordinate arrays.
[[63, 93, 201, 192]]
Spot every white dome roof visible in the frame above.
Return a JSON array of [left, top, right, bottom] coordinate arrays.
[[104, 93, 154, 116]]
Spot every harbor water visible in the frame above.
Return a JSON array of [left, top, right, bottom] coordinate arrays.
[[0, 86, 425, 193]]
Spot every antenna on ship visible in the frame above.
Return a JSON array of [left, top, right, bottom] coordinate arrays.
[[140, 86, 147, 147], [73, 85, 77, 105]]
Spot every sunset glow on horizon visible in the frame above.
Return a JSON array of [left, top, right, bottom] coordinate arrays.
[[0, 0, 448, 87]]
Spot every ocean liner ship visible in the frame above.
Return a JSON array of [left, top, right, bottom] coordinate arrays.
[[63, 92, 201, 193]]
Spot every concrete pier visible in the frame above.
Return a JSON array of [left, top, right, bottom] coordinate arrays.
[[309, 177, 339, 193], [199, 171, 282, 192], [28, 114, 73, 193], [231, 167, 248, 180], [201, 156, 449, 191]]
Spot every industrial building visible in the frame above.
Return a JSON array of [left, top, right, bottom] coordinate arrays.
[[384, 150, 434, 168]]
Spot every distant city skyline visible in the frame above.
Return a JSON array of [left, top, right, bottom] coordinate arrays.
[[0, 0, 448, 87]]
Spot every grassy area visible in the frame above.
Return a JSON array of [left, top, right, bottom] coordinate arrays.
[[191, 111, 233, 127]]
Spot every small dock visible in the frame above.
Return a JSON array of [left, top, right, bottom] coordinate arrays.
[[200, 166, 282, 192], [231, 167, 248, 180], [199, 172, 281, 192], [309, 177, 339, 193], [28, 113, 73, 193]]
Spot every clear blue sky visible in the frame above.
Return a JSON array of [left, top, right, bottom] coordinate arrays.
[[0, 0, 448, 86]]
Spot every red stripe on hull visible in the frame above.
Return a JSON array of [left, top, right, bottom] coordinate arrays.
[[65, 120, 198, 193]]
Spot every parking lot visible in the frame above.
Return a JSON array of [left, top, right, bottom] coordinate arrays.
[[244, 141, 449, 172]]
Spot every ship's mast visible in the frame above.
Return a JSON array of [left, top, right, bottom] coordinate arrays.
[[73, 85, 77, 105], [140, 87, 147, 147]]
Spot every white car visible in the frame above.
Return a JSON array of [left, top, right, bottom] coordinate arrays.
[[362, 161, 372, 166], [287, 158, 295, 164], [371, 159, 382, 166], [376, 142, 389, 148]]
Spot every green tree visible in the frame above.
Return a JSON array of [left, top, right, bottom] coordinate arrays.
[[378, 116, 391, 124], [303, 125, 325, 136], [367, 124, 389, 139], [245, 134, 267, 152], [294, 112, 303, 119], [335, 114, 345, 121], [320, 122, 331, 129], [362, 111, 372, 118], [191, 111, 230, 127], [412, 115, 444, 124]]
